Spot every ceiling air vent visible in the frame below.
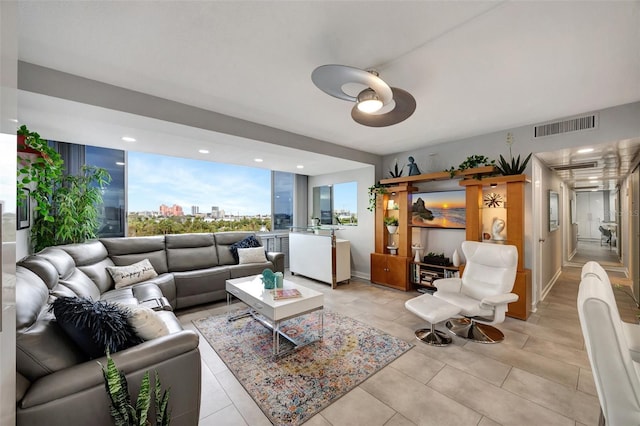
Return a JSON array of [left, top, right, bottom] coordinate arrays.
[[550, 161, 598, 171], [534, 114, 598, 138]]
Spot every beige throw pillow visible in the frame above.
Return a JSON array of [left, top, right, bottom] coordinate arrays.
[[237, 246, 267, 264], [106, 259, 158, 289], [126, 305, 170, 341]]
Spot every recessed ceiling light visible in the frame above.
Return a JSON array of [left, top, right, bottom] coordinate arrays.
[[577, 148, 594, 154], [254, 158, 263, 163], [115, 162, 125, 166], [198, 149, 209, 154], [9, 118, 18, 123], [296, 165, 304, 169], [121, 136, 136, 142]]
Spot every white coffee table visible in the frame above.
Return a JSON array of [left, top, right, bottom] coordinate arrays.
[[225, 275, 324, 357]]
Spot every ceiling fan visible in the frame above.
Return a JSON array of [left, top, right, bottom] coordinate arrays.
[[311, 64, 416, 127]]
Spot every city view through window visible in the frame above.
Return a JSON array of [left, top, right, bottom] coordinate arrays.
[[127, 152, 273, 236]]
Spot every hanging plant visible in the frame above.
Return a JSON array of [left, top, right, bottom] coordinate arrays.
[[445, 155, 495, 178], [367, 183, 389, 212], [495, 132, 532, 176]]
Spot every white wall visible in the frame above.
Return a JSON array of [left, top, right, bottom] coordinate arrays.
[[0, 1, 18, 423], [308, 166, 375, 279]]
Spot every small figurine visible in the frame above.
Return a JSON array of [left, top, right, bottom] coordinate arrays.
[[407, 156, 421, 176]]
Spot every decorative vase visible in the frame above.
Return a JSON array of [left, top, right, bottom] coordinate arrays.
[[386, 225, 398, 234], [413, 247, 422, 263], [452, 249, 461, 267]]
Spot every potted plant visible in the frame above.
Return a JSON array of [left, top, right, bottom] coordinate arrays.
[[495, 132, 532, 176], [423, 252, 450, 266], [101, 352, 171, 426], [17, 125, 112, 252], [384, 216, 399, 234]]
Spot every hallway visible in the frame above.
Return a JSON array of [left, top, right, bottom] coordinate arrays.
[[568, 240, 622, 269]]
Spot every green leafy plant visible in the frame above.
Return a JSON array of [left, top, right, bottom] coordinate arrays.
[[495, 133, 532, 176], [367, 183, 388, 212], [101, 352, 171, 426], [17, 125, 112, 251], [425, 252, 445, 258], [445, 155, 495, 178], [383, 216, 399, 226]]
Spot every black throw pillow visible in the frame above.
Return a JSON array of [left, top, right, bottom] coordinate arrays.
[[49, 296, 142, 359], [229, 235, 262, 262]]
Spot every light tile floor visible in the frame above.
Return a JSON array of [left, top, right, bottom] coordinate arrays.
[[177, 265, 638, 426]]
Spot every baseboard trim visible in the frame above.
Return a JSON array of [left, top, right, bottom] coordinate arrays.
[[540, 267, 563, 302]]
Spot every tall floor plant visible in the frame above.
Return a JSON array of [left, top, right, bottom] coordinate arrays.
[[17, 125, 111, 251]]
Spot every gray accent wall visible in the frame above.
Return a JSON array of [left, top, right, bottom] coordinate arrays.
[[383, 101, 640, 311]]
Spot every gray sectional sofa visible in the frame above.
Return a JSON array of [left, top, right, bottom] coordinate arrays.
[[15, 231, 285, 426]]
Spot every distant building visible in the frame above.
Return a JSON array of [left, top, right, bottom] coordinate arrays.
[[159, 204, 184, 216], [191, 205, 199, 215], [211, 206, 220, 219]]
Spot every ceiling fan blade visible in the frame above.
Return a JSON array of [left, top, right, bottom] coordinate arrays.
[[351, 87, 416, 127], [311, 64, 393, 104]]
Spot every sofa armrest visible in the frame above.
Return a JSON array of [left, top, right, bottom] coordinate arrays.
[[266, 252, 285, 273], [20, 330, 199, 408]]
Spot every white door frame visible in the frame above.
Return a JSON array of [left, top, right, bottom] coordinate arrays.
[[531, 158, 543, 309]]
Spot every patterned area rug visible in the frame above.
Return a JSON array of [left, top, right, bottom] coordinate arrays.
[[193, 310, 412, 425]]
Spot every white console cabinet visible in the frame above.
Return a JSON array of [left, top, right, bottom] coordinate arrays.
[[289, 231, 350, 288]]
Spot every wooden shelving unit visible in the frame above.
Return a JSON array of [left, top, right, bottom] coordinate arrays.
[[460, 174, 531, 320], [370, 167, 531, 320], [411, 262, 464, 292]]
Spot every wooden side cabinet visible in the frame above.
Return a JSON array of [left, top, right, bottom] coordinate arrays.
[[371, 253, 410, 291]]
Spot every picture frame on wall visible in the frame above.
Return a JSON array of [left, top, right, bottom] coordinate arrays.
[[17, 188, 30, 230], [549, 190, 559, 232]]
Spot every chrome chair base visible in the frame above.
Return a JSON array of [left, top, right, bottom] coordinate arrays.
[[446, 318, 505, 344], [415, 325, 452, 346]]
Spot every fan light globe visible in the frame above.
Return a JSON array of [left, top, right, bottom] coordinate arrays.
[[356, 88, 383, 113]]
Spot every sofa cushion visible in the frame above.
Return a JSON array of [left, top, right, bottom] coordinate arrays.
[[237, 246, 267, 264], [125, 305, 170, 341], [59, 241, 115, 293], [106, 259, 158, 289], [34, 248, 101, 300], [215, 232, 260, 265], [100, 283, 165, 306], [49, 297, 141, 359], [165, 233, 218, 271], [228, 235, 262, 262], [101, 236, 168, 274]]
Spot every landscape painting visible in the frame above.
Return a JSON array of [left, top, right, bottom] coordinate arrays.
[[412, 190, 466, 229]]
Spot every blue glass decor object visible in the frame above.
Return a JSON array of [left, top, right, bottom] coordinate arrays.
[[261, 269, 275, 289]]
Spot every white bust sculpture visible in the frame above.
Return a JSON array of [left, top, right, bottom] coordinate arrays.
[[492, 218, 506, 241]]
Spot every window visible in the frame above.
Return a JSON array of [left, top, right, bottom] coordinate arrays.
[[272, 171, 293, 230], [86, 146, 126, 237]]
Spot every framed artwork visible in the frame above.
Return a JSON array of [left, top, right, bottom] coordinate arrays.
[[549, 190, 559, 232], [17, 188, 30, 230], [411, 190, 466, 229]]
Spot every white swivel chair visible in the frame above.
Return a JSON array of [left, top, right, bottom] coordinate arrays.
[[433, 241, 518, 343], [578, 261, 640, 425]]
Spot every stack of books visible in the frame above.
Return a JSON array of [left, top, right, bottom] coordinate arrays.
[[271, 288, 302, 300]]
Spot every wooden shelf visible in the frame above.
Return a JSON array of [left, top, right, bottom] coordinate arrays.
[[459, 174, 529, 186], [380, 166, 496, 185]]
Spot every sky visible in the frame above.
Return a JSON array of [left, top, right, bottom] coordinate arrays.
[[127, 151, 271, 215]]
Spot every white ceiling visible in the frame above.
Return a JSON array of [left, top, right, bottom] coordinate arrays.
[[15, 1, 640, 176]]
